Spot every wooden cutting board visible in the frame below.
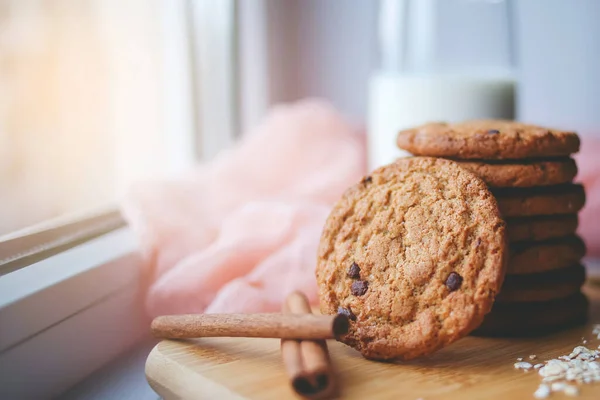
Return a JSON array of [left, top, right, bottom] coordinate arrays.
[[146, 284, 600, 399]]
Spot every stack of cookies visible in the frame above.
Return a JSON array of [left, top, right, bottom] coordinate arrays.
[[396, 120, 587, 336]]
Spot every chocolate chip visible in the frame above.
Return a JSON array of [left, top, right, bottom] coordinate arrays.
[[362, 176, 372, 185], [487, 129, 500, 134], [347, 262, 361, 279], [476, 238, 481, 248], [351, 280, 369, 296], [337, 306, 357, 321], [445, 272, 463, 291]]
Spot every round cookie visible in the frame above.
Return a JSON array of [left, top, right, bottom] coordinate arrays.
[[506, 214, 579, 243], [496, 264, 586, 303], [316, 157, 507, 361], [493, 184, 585, 218], [508, 236, 586, 274], [508, 235, 586, 275], [472, 292, 588, 337], [397, 120, 580, 160], [453, 158, 577, 188]]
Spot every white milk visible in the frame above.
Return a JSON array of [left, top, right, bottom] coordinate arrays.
[[367, 72, 516, 171]]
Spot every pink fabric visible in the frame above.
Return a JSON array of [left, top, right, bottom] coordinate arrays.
[[121, 100, 366, 316], [122, 99, 600, 317], [575, 136, 600, 258]]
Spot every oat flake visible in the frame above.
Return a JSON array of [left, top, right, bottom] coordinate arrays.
[[564, 385, 579, 396], [534, 384, 551, 399]]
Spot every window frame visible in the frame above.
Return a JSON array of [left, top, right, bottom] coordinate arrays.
[[0, 0, 256, 397], [0, 225, 148, 399]]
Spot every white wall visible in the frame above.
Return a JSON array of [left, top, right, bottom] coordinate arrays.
[[262, 0, 378, 123], [262, 0, 600, 137], [515, 0, 600, 137]]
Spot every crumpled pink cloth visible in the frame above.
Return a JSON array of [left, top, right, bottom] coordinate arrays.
[[121, 100, 366, 316]]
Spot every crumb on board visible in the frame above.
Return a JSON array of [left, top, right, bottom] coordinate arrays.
[[515, 361, 533, 370], [593, 324, 600, 340]]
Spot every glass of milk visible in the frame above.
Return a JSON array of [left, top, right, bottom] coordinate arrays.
[[368, 0, 516, 170]]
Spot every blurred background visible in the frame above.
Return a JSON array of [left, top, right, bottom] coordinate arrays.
[[1, 0, 599, 236]]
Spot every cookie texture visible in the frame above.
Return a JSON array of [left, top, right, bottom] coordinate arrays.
[[316, 157, 507, 360], [508, 236, 586, 274], [454, 158, 577, 188], [397, 120, 580, 160], [493, 184, 585, 217], [506, 214, 579, 243], [496, 264, 586, 303], [473, 292, 588, 337]]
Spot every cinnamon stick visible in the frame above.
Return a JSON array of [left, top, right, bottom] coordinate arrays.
[[151, 313, 349, 340], [281, 291, 337, 399]]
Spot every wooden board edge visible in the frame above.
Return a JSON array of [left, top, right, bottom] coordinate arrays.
[[145, 342, 247, 400]]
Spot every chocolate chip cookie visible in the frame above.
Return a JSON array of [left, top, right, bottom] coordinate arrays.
[[316, 157, 507, 360], [493, 184, 586, 218], [506, 214, 579, 243], [454, 158, 577, 188], [508, 236, 586, 274], [397, 120, 580, 160], [496, 264, 586, 303]]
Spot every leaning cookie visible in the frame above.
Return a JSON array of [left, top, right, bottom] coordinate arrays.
[[316, 157, 507, 361]]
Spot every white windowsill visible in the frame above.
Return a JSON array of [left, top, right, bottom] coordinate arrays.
[[60, 338, 159, 400], [0, 226, 151, 399]]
